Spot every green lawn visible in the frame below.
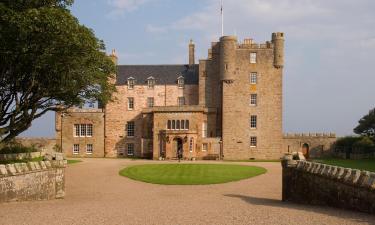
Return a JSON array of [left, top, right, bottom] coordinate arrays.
[[224, 159, 280, 163], [67, 159, 82, 165], [119, 164, 267, 185], [314, 158, 375, 172]]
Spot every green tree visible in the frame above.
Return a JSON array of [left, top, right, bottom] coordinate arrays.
[[354, 108, 375, 140], [0, 0, 115, 143]]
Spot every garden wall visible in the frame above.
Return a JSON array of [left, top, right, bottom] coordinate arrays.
[[281, 155, 375, 214], [0, 160, 66, 202]]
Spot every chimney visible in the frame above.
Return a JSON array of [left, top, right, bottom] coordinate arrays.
[[109, 49, 118, 65], [189, 39, 195, 65]]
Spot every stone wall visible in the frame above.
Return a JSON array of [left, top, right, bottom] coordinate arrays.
[[15, 137, 56, 153], [283, 133, 336, 158], [281, 155, 375, 214], [0, 160, 66, 202]]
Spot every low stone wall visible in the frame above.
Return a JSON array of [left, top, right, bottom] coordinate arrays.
[[0, 152, 44, 161], [281, 156, 375, 214], [0, 160, 66, 202]]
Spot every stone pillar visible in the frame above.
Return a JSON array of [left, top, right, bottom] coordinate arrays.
[[281, 154, 297, 201]]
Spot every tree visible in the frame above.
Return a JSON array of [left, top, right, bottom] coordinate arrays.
[[0, 0, 116, 143], [354, 108, 375, 140]]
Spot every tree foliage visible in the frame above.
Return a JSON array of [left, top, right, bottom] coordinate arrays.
[[354, 108, 375, 140], [0, 0, 116, 143]]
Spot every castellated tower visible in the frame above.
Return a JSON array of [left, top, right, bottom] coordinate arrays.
[[218, 33, 285, 160]]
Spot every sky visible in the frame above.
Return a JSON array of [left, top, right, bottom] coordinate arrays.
[[21, 0, 375, 138]]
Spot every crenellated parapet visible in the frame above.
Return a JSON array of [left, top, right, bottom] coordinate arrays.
[[284, 132, 336, 138]]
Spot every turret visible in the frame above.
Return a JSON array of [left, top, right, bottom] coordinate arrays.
[[189, 39, 195, 65], [272, 32, 284, 68], [219, 36, 237, 82]]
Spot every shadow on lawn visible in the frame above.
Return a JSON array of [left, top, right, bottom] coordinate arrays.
[[224, 194, 375, 224]]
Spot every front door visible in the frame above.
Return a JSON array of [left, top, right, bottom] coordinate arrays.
[[175, 138, 183, 159]]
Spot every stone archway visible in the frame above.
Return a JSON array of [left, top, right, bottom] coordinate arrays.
[[302, 143, 310, 159]]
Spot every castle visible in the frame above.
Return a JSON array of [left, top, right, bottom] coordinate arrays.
[[55, 33, 336, 160]]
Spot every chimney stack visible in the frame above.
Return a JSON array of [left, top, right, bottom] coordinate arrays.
[[110, 49, 118, 65], [189, 39, 195, 65]]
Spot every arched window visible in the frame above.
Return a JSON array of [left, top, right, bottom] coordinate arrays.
[[185, 120, 189, 130], [176, 120, 180, 130], [172, 120, 176, 130], [181, 120, 185, 130]]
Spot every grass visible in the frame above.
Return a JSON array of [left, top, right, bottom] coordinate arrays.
[[224, 159, 280, 163], [67, 159, 82, 165], [0, 156, 43, 165], [119, 164, 267, 185], [314, 158, 375, 172]]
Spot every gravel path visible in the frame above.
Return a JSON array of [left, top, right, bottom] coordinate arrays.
[[0, 158, 374, 225]]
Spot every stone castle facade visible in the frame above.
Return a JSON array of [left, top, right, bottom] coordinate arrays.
[[55, 33, 336, 160]]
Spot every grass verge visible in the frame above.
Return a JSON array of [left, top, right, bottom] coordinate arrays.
[[314, 158, 375, 172]]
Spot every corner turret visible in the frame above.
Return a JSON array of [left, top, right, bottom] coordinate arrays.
[[272, 32, 284, 68], [219, 36, 237, 82]]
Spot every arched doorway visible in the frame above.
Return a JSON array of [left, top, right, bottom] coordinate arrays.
[[302, 143, 310, 159], [174, 137, 183, 159]]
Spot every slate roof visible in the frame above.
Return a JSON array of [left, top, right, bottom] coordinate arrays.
[[116, 64, 199, 85]]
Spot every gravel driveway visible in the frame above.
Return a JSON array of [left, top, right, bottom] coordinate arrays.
[[0, 158, 374, 225]]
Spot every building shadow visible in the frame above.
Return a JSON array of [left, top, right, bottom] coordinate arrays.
[[224, 194, 375, 224]]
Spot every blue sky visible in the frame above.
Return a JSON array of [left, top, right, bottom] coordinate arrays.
[[22, 0, 375, 137]]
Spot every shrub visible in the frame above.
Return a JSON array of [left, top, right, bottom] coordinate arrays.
[[0, 143, 38, 154], [353, 137, 375, 153], [335, 136, 363, 147]]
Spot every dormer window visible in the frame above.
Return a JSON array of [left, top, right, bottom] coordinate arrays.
[[147, 77, 155, 89], [127, 77, 135, 89], [177, 76, 184, 88]]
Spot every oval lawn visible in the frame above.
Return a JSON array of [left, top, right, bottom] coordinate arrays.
[[119, 164, 266, 185]]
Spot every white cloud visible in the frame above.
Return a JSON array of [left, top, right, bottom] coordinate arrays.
[[107, 0, 152, 16]]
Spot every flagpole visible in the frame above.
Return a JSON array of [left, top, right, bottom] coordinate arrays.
[[221, 0, 224, 37]]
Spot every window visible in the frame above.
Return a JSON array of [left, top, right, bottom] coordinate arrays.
[[127, 121, 135, 137], [250, 137, 257, 147], [74, 124, 80, 137], [167, 120, 171, 130], [250, 115, 257, 129], [147, 77, 155, 89], [147, 97, 154, 108], [87, 124, 93, 137], [128, 78, 135, 89], [250, 52, 257, 63], [177, 77, 184, 88], [181, 120, 185, 130], [86, 144, 93, 154], [128, 97, 134, 110], [250, 94, 257, 106], [127, 143, 134, 156], [73, 144, 79, 155], [202, 122, 208, 138], [80, 124, 87, 137], [178, 97, 185, 106], [250, 72, 257, 84], [167, 120, 190, 130], [73, 124, 93, 137], [202, 143, 208, 152], [189, 138, 194, 152]]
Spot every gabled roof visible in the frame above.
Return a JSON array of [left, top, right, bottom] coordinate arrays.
[[116, 64, 199, 85]]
